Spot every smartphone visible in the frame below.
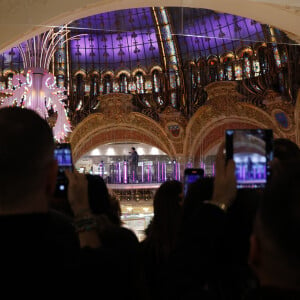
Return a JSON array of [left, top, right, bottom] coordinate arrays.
[[54, 143, 73, 197], [184, 168, 204, 197], [226, 129, 273, 189]]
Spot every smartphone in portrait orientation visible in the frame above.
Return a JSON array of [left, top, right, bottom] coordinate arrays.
[[184, 168, 205, 197], [225, 129, 273, 189], [54, 143, 73, 198]]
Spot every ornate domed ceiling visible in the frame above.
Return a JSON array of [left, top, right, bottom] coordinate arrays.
[[0, 7, 289, 73], [69, 8, 160, 71], [169, 7, 265, 59], [0, 6, 297, 128]]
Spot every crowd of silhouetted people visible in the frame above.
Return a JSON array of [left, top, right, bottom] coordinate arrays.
[[0, 106, 300, 299]]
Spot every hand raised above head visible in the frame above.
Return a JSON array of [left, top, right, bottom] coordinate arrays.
[[65, 170, 90, 216], [211, 141, 237, 210], [65, 170, 101, 248]]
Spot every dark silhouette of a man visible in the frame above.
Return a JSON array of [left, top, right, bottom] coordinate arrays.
[[130, 147, 139, 182]]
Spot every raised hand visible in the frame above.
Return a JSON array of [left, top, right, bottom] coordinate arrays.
[[211, 141, 237, 210]]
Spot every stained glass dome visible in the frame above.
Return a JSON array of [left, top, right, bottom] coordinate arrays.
[[0, 7, 287, 73], [69, 8, 161, 72], [0, 7, 293, 121]]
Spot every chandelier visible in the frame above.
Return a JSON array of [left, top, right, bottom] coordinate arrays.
[[1, 27, 75, 142]]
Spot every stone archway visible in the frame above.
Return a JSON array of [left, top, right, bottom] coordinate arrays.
[[0, 1, 300, 53]]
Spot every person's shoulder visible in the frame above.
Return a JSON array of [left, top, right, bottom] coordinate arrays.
[[47, 209, 79, 241], [102, 226, 139, 251], [114, 226, 139, 242], [120, 226, 139, 241], [106, 226, 139, 249], [48, 209, 73, 227]]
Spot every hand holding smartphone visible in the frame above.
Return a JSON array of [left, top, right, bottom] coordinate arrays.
[[54, 143, 74, 198], [225, 129, 273, 189], [184, 168, 204, 197]]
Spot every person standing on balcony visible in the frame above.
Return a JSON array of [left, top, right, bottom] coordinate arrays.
[[129, 147, 139, 183]]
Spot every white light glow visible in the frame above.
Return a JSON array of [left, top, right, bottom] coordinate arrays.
[[90, 148, 101, 156], [150, 147, 159, 155], [234, 156, 242, 163], [106, 148, 116, 156], [137, 147, 145, 155]]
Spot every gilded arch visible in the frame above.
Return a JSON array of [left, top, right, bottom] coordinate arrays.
[[70, 107, 177, 162], [184, 81, 296, 160]]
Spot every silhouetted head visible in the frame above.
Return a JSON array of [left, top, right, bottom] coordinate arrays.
[[85, 174, 120, 225], [184, 176, 214, 205], [273, 138, 300, 161], [227, 188, 261, 263], [250, 161, 300, 288], [146, 180, 183, 260], [153, 180, 183, 219], [131, 147, 135, 151], [0, 107, 57, 211]]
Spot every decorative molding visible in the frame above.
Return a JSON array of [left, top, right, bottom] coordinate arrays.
[[184, 81, 295, 158], [71, 93, 177, 160], [71, 82, 297, 162], [98, 93, 134, 115]]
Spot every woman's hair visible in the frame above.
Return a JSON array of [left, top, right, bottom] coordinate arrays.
[[145, 180, 183, 262], [51, 175, 121, 227], [86, 174, 123, 226], [108, 191, 122, 226]]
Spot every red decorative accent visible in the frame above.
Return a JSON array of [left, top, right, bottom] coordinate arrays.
[[168, 125, 180, 137]]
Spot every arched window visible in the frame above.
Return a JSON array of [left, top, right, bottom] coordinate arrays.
[[223, 57, 233, 81], [234, 63, 243, 80], [90, 75, 98, 96], [198, 60, 206, 86], [169, 69, 179, 89], [113, 80, 119, 93], [75, 74, 84, 110], [272, 45, 281, 68], [152, 70, 160, 93], [218, 67, 224, 81], [197, 72, 201, 85], [103, 75, 112, 94], [136, 72, 144, 94], [208, 58, 218, 82], [258, 47, 269, 74], [75, 74, 84, 96], [119, 74, 128, 93], [242, 53, 252, 79], [252, 58, 260, 77]]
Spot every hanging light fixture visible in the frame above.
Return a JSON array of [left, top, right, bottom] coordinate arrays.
[[0, 27, 82, 142]]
